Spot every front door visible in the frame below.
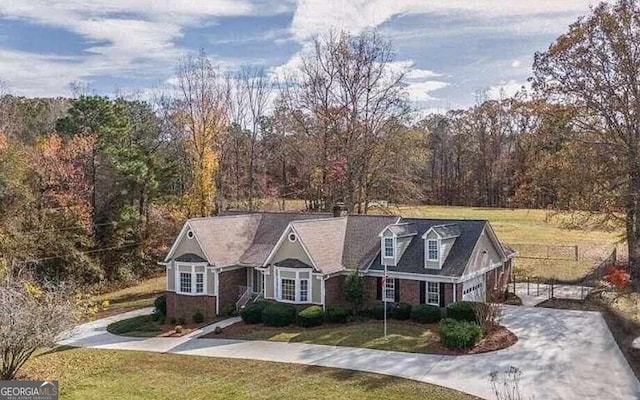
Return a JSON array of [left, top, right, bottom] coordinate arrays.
[[251, 268, 263, 293]]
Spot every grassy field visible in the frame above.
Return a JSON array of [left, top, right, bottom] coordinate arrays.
[[22, 348, 476, 400], [94, 276, 165, 317]]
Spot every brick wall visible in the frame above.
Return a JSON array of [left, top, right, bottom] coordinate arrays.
[[443, 283, 454, 305], [218, 267, 248, 312], [363, 276, 379, 308], [165, 291, 216, 321], [324, 275, 346, 307], [398, 279, 420, 304]]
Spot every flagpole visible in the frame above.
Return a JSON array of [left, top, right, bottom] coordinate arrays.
[[384, 263, 387, 340]]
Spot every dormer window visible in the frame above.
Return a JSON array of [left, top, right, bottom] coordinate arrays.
[[384, 237, 394, 258], [427, 239, 439, 261]]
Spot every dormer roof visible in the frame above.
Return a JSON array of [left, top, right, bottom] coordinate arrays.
[[422, 223, 461, 239], [379, 223, 418, 238]]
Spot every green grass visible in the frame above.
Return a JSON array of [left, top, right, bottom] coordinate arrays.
[[22, 348, 476, 400], [106, 314, 163, 337], [213, 321, 442, 354], [94, 276, 165, 316]]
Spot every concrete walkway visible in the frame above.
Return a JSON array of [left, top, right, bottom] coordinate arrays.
[[59, 306, 640, 400]]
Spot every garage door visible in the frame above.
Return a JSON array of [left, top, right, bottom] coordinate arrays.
[[462, 275, 485, 301]]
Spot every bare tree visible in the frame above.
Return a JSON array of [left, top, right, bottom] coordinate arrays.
[[0, 280, 80, 379], [532, 0, 640, 282]]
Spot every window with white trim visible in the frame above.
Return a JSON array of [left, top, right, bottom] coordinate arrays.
[[384, 237, 394, 258], [427, 281, 439, 305], [427, 239, 439, 261], [281, 279, 295, 301], [180, 272, 192, 293], [384, 278, 395, 302], [300, 279, 308, 302], [195, 273, 204, 293], [275, 267, 312, 303], [176, 264, 207, 295]]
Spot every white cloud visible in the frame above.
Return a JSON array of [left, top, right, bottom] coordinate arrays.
[[0, 0, 260, 96], [511, 60, 521, 68], [405, 80, 449, 102], [290, 0, 601, 42], [486, 80, 531, 100]]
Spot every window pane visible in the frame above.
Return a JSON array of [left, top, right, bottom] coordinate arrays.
[[427, 282, 439, 304], [384, 278, 395, 301], [281, 279, 295, 301], [428, 240, 438, 260], [384, 238, 394, 258], [195, 273, 204, 293], [300, 280, 308, 302], [180, 272, 192, 293]]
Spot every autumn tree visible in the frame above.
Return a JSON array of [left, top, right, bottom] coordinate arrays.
[[174, 50, 228, 216], [532, 0, 640, 281]]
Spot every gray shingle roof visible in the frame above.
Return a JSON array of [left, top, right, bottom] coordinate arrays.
[[275, 258, 314, 269], [430, 223, 461, 238], [387, 223, 419, 237], [344, 215, 399, 269], [291, 217, 348, 274], [174, 253, 207, 262], [369, 219, 487, 277]]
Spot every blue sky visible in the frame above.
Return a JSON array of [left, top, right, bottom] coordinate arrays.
[[0, 0, 602, 110]]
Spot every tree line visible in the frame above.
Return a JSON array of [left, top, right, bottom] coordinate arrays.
[[1, 0, 639, 285]]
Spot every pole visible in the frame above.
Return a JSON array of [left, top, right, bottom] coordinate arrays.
[[383, 263, 388, 340]]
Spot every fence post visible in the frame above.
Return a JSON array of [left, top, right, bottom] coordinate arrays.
[[527, 277, 530, 296], [574, 245, 579, 261], [581, 284, 584, 300], [537, 279, 540, 296]]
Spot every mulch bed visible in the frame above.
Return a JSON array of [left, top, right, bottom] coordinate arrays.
[[201, 319, 517, 355]]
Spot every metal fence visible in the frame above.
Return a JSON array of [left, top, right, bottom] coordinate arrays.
[[509, 243, 579, 261]]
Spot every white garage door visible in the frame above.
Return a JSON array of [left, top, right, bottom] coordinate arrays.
[[462, 275, 485, 301]]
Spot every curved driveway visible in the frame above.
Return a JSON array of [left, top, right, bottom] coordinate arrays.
[[59, 305, 640, 400]]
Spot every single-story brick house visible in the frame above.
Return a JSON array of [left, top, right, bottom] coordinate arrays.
[[160, 209, 516, 320]]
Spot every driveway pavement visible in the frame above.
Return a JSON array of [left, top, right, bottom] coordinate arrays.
[[59, 305, 640, 400]]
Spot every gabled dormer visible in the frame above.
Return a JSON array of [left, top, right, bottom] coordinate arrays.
[[421, 224, 461, 269], [378, 223, 418, 266]]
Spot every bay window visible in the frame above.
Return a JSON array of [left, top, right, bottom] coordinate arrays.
[[176, 263, 207, 295], [275, 267, 312, 303]]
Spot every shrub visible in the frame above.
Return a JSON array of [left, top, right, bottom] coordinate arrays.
[[221, 303, 236, 316], [193, 309, 204, 324], [240, 301, 268, 324], [154, 294, 166, 317], [344, 271, 364, 314], [410, 304, 442, 324], [297, 305, 325, 327], [446, 301, 484, 323], [371, 302, 395, 320], [394, 302, 412, 320], [177, 317, 186, 325], [169, 317, 177, 325], [262, 303, 296, 327], [325, 305, 348, 323], [439, 318, 483, 350]]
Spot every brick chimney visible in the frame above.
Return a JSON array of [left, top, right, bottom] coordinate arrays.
[[332, 202, 348, 217]]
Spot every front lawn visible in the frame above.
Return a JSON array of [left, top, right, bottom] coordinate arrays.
[[203, 320, 516, 355], [22, 348, 477, 400], [93, 276, 165, 318]]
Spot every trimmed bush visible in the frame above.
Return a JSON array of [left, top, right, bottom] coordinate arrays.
[[240, 301, 268, 324], [262, 303, 297, 327], [410, 304, 442, 324], [394, 302, 412, 320], [446, 301, 485, 323], [221, 303, 236, 316], [154, 294, 166, 317], [177, 317, 186, 325], [193, 309, 204, 324], [325, 305, 348, 323], [297, 305, 325, 327], [439, 318, 483, 350], [371, 302, 395, 320]]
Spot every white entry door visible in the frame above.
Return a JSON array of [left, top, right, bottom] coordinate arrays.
[[462, 275, 485, 301]]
